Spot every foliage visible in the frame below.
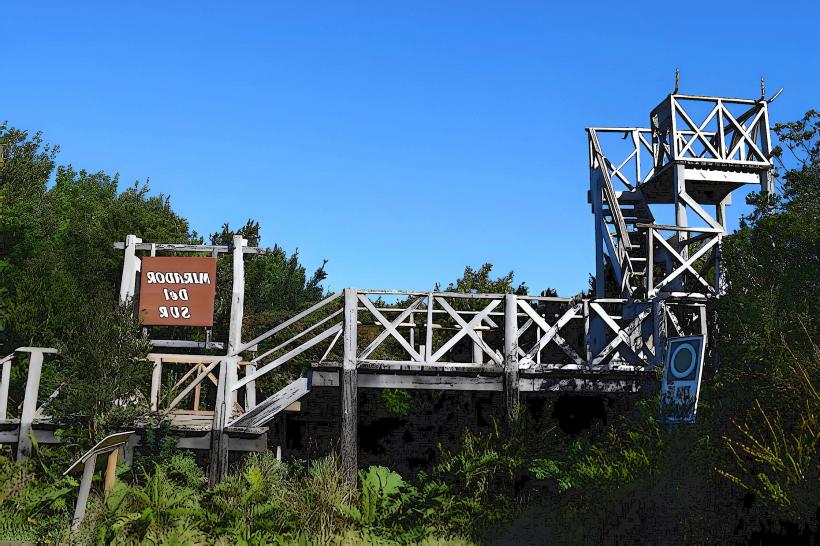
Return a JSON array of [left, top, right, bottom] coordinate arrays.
[[711, 109, 820, 534], [381, 389, 412, 415], [0, 448, 74, 543], [717, 334, 819, 521]]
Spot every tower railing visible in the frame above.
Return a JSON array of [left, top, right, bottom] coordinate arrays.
[[650, 94, 773, 170]]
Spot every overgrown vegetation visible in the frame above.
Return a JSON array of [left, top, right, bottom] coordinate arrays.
[[0, 109, 816, 543]]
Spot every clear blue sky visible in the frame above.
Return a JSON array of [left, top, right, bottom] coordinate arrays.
[[3, 2, 818, 295]]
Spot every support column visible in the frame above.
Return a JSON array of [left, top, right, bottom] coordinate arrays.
[[341, 288, 358, 486], [503, 294, 519, 427], [589, 169, 607, 354], [208, 358, 231, 486], [673, 165, 688, 258], [652, 298, 668, 368], [229, 236, 253, 410], [591, 169, 606, 298], [715, 196, 730, 296], [228, 235, 246, 354]]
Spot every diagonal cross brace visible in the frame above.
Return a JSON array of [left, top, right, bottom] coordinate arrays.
[[358, 296, 424, 361], [652, 231, 720, 293], [517, 300, 584, 366], [431, 298, 503, 365], [589, 304, 652, 367]]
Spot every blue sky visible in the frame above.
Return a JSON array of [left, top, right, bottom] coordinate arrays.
[[3, 2, 818, 295]]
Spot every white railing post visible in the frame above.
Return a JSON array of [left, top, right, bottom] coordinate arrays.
[[149, 355, 162, 412], [17, 348, 57, 461], [228, 235, 255, 410], [341, 288, 358, 485], [0, 353, 13, 420], [503, 294, 519, 427]]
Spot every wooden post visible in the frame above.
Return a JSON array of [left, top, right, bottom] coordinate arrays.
[[18, 348, 51, 461], [673, 165, 688, 259], [103, 449, 118, 496], [0, 354, 12, 420], [208, 358, 231, 486], [341, 288, 358, 486], [425, 293, 434, 361], [591, 169, 606, 298], [503, 294, 519, 427], [228, 235, 246, 353], [244, 364, 257, 410], [652, 298, 668, 368], [149, 356, 162, 412], [193, 366, 202, 412], [71, 453, 97, 531], [715, 195, 729, 296], [229, 236, 252, 407], [647, 226, 654, 296], [118, 234, 142, 304], [472, 332, 484, 365], [583, 300, 592, 365]]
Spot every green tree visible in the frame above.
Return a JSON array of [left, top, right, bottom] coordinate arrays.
[[712, 109, 819, 529]]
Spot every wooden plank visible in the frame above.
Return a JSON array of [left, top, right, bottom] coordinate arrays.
[[357, 360, 502, 373], [229, 378, 309, 428], [311, 371, 648, 392], [151, 339, 225, 350], [312, 370, 502, 391], [113, 241, 265, 254]]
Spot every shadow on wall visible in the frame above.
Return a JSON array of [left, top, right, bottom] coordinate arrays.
[[550, 394, 608, 434]]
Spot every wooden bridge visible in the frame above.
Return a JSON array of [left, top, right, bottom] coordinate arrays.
[[0, 90, 776, 484]]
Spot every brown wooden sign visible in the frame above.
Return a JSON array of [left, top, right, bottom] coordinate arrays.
[[138, 257, 217, 326]]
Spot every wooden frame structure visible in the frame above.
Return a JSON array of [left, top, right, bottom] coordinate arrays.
[[0, 347, 61, 461], [106, 90, 778, 485]]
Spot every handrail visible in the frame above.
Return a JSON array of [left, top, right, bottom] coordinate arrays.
[[589, 130, 633, 253], [232, 291, 342, 355]]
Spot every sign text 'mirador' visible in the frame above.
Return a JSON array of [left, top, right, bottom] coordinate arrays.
[[144, 271, 213, 285]]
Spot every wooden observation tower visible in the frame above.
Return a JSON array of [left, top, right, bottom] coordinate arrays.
[[0, 88, 777, 487]]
